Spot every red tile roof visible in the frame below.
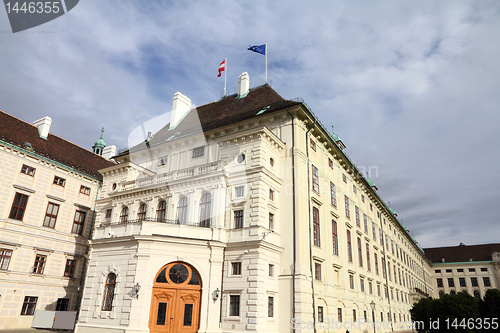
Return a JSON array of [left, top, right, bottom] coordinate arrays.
[[423, 243, 500, 263], [123, 84, 301, 154], [0, 110, 115, 180]]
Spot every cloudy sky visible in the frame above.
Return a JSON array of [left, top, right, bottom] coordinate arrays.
[[1, 1, 499, 248]]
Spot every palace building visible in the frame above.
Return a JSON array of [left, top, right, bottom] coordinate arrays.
[[75, 73, 432, 333], [424, 243, 500, 300], [0, 110, 115, 329]]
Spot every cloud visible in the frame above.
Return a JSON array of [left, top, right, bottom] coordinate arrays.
[[1, 0, 499, 248]]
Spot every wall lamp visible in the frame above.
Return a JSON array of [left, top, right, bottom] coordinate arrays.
[[212, 288, 220, 301], [133, 283, 141, 298]]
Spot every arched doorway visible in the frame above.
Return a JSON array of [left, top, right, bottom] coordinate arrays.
[[149, 262, 202, 333]]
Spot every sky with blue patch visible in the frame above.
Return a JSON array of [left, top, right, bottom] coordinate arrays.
[[1, 0, 499, 248]]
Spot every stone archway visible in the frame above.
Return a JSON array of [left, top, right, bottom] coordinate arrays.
[[149, 262, 202, 333]]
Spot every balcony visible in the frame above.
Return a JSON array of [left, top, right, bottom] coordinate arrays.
[[99, 217, 211, 228], [119, 161, 224, 192]]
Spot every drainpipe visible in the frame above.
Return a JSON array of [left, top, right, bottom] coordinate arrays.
[[286, 110, 297, 332], [305, 117, 317, 333]]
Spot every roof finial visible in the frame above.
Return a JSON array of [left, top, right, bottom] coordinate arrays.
[[100, 127, 105, 139]]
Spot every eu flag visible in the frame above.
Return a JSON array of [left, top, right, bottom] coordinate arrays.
[[248, 44, 266, 55]]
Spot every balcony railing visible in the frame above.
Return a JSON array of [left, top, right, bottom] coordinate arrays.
[[100, 217, 212, 228], [120, 161, 223, 192]]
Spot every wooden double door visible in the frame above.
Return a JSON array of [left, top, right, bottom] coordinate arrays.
[[149, 262, 201, 333]]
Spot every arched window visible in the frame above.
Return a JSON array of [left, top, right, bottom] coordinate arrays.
[[177, 197, 188, 224], [199, 193, 212, 227], [102, 273, 116, 311], [156, 200, 167, 222], [473, 290, 480, 299], [120, 207, 128, 223], [438, 290, 444, 299], [137, 204, 147, 221]]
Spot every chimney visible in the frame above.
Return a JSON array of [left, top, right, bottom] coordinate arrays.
[[102, 145, 117, 160], [169, 92, 192, 130], [33, 116, 52, 140], [237, 72, 250, 98]]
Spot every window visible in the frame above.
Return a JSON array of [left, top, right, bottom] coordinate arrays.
[[332, 220, 338, 256], [459, 277, 466, 287], [347, 230, 352, 262], [360, 278, 365, 292], [102, 273, 116, 311], [269, 213, 274, 231], [357, 237, 363, 267], [353, 309, 357, 322], [349, 274, 354, 289], [370, 203, 373, 211], [231, 262, 242, 275], [369, 281, 373, 294], [176, 197, 188, 224], [229, 295, 240, 316], [157, 156, 167, 166], [342, 173, 347, 183], [156, 200, 167, 221], [318, 306, 324, 322], [382, 258, 387, 278], [0, 249, 13, 270], [192, 146, 205, 158], [21, 164, 36, 176], [374, 253, 379, 275], [72, 210, 86, 235], [199, 193, 212, 227], [64, 259, 76, 278], [355, 206, 360, 226], [235, 186, 245, 198], [315, 262, 322, 280], [43, 202, 59, 228], [480, 268, 488, 272], [310, 138, 316, 151], [469, 268, 476, 272], [137, 204, 147, 221], [236, 153, 245, 164], [448, 278, 455, 288], [379, 229, 384, 246], [435, 269, 441, 274], [446, 269, 452, 273], [372, 223, 377, 241], [436, 278, 443, 288], [361, 194, 365, 203], [353, 185, 357, 194], [268, 297, 274, 317], [33, 254, 46, 274], [53, 176, 66, 187], [120, 207, 129, 223], [366, 244, 371, 271], [270, 158, 274, 167], [105, 209, 112, 219], [377, 284, 381, 297], [79, 185, 91, 195], [313, 207, 320, 247], [269, 264, 274, 277], [338, 308, 343, 322], [328, 158, 333, 169], [234, 210, 244, 229], [312, 165, 319, 193], [471, 277, 478, 287], [9, 192, 29, 221], [456, 268, 463, 272], [363, 215, 368, 233], [21, 296, 38, 315], [483, 277, 491, 287], [344, 196, 350, 219], [56, 298, 69, 311], [269, 189, 274, 201], [330, 182, 337, 207]]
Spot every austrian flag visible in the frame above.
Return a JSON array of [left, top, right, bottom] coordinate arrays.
[[217, 59, 226, 77]]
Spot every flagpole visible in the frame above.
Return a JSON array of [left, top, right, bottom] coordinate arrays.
[[224, 58, 227, 96], [265, 43, 268, 83]]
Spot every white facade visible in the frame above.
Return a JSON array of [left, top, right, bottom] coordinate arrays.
[[76, 82, 433, 333]]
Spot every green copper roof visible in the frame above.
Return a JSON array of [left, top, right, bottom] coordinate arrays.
[[388, 202, 397, 215], [94, 127, 106, 147], [365, 173, 376, 187]]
